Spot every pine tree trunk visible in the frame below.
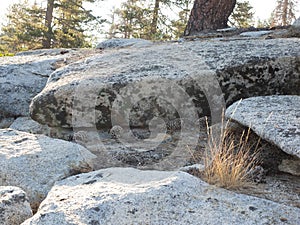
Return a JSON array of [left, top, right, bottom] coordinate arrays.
[[271, 0, 297, 26], [43, 0, 54, 48], [151, 0, 160, 35], [184, 0, 236, 36], [282, 0, 288, 26]]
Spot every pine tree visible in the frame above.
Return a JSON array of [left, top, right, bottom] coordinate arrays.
[[151, 0, 160, 34], [43, 0, 55, 48], [230, 1, 254, 28], [109, 0, 193, 40], [51, 0, 104, 48], [0, 1, 46, 53], [111, 0, 152, 39], [271, 0, 298, 26], [184, 0, 236, 35], [54, 0, 90, 47], [170, 0, 193, 38], [149, 0, 193, 39], [107, 7, 118, 39], [256, 19, 271, 28], [0, 0, 104, 53]]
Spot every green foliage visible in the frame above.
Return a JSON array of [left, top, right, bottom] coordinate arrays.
[[56, 0, 105, 47], [271, 0, 298, 26], [0, 1, 46, 53], [107, 0, 192, 40], [0, 52, 14, 57], [54, 0, 91, 47], [110, 0, 152, 39], [256, 18, 271, 28], [229, 1, 254, 28], [170, 0, 193, 38], [0, 0, 104, 54]]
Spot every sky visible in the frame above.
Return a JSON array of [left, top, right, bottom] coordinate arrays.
[[0, 0, 299, 30]]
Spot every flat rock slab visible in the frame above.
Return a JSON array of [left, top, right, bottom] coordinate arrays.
[[22, 168, 300, 225], [0, 129, 96, 210], [96, 38, 152, 49], [0, 51, 70, 118], [30, 38, 300, 129], [0, 48, 99, 119], [0, 186, 33, 225], [9, 117, 50, 135], [239, 31, 272, 37], [226, 95, 300, 158]]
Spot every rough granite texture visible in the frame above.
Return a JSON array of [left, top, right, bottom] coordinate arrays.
[[0, 48, 99, 119], [22, 168, 300, 225], [279, 159, 300, 176], [226, 95, 300, 158], [0, 56, 58, 117], [30, 38, 300, 129], [0, 52, 69, 117], [0, 117, 15, 129], [0, 129, 96, 210], [0, 186, 33, 225], [239, 31, 272, 37], [9, 117, 50, 135], [15, 48, 74, 56], [96, 38, 153, 49], [293, 17, 300, 27]]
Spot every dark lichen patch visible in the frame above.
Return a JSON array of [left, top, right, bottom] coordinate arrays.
[[217, 57, 300, 106], [13, 137, 29, 144], [83, 179, 97, 185], [89, 220, 100, 225], [249, 206, 258, 211], [93, 173, 103, 179]]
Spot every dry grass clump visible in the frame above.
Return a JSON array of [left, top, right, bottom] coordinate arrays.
[[201, 117, 261, 190]]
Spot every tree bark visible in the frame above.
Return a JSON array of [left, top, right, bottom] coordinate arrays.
[[43, 0, 54, 48], [184, 0, 236, 36], [151, 0, 160, 35], [282, 0, 288, 26]]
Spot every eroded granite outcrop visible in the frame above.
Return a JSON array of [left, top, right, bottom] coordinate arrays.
[[30, 38, 300, 130], [22, 167, 300, 225], [9, 117, 50, 135], [226, 95, 300, 175], [293, 17, 300, 28], [96, 38, 152, 49], [0, 48, 99, 123], [0, 50, 71, 118], [0, 186, 33, 225], [0, 129, 96, 211], [226, 95, 300, 158]]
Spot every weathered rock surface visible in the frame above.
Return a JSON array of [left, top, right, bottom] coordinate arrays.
[[0, 186, 33, 225], [15, 48, 73, 56], [279, 159, 300, 176], [0, 51, 69, 118], [9, 117, 50, 135], [0, 48, 100, 120], [76, 128, 202, 171], [96, 38, 152, 49], [30, 38, 300, 130], [22, 167, 300, 225], [293, 17, 300, 28], [0, 117, 15, 129], [239, 30, 272, 37], [226, 95, 300, 159], [0, 129, 96, 210], [286, 17, 300, 38]]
